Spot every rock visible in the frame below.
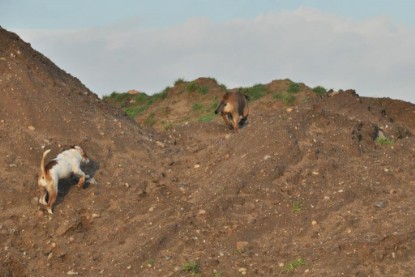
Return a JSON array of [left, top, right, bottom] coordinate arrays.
[[55, 219, 80, 236], [389, 189, 397, 194], [236, 241, 249, 252], [156, 141, 165, 148], [66, 270, 79, 275], [374, 201, 387, 208], [263, 155, 272, 160], [311, 220, 318, 226], [127, 89, 139, 95], [239, 267, 247, 275], [198, 209, 206, 215], [28, 126, 35, 131]]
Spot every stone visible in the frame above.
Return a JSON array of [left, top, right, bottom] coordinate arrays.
[[236, 241, 249, 252], [374, 201, 386, 208], [156, 141, 165, 148], [198, 209, 206, 215]]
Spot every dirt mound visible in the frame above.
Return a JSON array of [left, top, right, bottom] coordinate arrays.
[[2, 27, 415, 276], [0, 28, 168, 275], [103, 77, 323, 131]]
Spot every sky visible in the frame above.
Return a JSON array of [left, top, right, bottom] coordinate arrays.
[[1, 0, 415, 104]]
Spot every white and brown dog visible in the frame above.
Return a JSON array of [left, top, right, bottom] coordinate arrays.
[[38, 146, 90, 214]]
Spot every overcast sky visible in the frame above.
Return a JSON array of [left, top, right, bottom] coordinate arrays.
[[1, 0, 415, 104]]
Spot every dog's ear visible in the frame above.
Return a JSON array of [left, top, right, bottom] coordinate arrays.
[[74, 145, 88, 158], [71, 145, 82, 152]]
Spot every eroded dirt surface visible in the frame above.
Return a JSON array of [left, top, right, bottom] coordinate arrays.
[[1, 27, 415, 277]]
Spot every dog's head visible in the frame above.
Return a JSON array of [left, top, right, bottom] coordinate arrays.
[[72, 145, 90, 164], [215, 92, 231, 114]]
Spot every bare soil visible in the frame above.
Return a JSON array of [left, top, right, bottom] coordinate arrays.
[[1, 27, 415, 277]]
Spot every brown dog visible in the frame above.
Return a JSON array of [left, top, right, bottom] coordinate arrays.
[[38, 146, 89, 214], [214, 91, 249, 132]]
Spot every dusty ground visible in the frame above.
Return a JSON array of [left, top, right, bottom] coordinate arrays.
[[1, 27, 415, 277]]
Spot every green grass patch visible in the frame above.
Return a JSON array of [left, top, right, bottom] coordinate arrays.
[[103, 91, 138, 108], [198, 86, 209, 95], [174, 78, 186, 86], [210, 97, 219, 110], [375, 136, 394, 146], [274, 92, 296, 106], [186, 81, 198, 92], [145, 259, 155, 268], [198, 113, 216, 123], [163, 122, 174, 131], [144, 113, 156, 127], [103, 91, 131, 102], [241, 84, 267, 101], [108, 89, 167, 118], [125, 105, 148, 118], [287, 82, 301, 94], [182, 261, 200, 275], [313, 86, 327, 96], [283, 257, 305, 273], [192, 102, 204, 111], [292, 200, 303, 213]]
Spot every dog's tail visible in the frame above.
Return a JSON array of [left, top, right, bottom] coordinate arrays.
[[40, 149, 51, 177]]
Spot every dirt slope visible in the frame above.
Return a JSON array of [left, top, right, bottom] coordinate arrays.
[[0, 28, 169, 276], [1, 27, 415, 277]]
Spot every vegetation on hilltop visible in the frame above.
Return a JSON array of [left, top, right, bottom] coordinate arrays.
[[103, 78, 328, 129]]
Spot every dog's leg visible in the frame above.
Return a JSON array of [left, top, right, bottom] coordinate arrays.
[[231, 112, 239, 132], [77, 175, 85, 188], [221, 113, 233, 129], [73, 167, 88, 188], [239, 116, 248, 127], [38, 186, 47, 205], [46, 186, 57, 214]]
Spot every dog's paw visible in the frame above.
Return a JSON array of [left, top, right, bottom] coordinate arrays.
[[39, 197, 47, 205]]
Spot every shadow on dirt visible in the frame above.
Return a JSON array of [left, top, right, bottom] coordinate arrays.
[[53, 159, 100, 206]]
